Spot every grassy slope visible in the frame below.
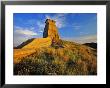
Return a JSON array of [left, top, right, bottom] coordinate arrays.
[[14, 40, 97, 75]]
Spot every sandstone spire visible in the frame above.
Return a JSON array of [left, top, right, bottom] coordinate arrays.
[[16, 19, 61, 50], [43, 19, 60, 44]]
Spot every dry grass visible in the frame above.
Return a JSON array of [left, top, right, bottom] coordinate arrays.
[[22, 37, 52, 49], [14, 40, 97, 75], [14, 49, 36, 64]]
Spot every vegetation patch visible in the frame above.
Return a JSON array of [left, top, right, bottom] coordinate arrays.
[[14, 40, 97, 75]]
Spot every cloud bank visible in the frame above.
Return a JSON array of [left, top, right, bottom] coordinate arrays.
[[62, 35, 97, 44], [14, 26, 38, 47]]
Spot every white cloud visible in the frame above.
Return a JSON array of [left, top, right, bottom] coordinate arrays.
[[15, 29, 37, 36], [39, 30, 43, 33], [24, 19, 37, 26], [14, 26, 38, 47], [79, 32, 87, 35], [45, 13, 67, 28], [14, 26, 37, 36], [76, 35, 97, 44], [37, 21, 45, 30], [30, 27, 35, 30], [22, 19, 45, 33], [73, 25, 81, 30], [37, 21, 44, 28], [62, 35, 97, 44], [72, 23, 81, 30]]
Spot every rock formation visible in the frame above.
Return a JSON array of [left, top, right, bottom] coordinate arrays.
[[15, 19, 60, 49], [43, 19, 60, 44], [14, 19, 61, 62]]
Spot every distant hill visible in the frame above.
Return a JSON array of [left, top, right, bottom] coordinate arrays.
[[83, 42, 97, 49], [14, 38, 35, 49]]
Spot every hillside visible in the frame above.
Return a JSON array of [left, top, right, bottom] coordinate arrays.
[[83, 42, 97, 49], [14, 40, 97, 75], [14, 19, 97, 75], [15, 37, 52, 49]]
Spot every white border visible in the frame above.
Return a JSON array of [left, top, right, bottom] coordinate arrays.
[[5, 5, 106, 84]]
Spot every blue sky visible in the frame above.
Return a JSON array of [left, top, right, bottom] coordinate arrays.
[[13, 13, 97, 46]]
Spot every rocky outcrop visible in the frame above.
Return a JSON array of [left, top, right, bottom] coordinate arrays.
[[43, 19, 60, 44], [14, 19, 61, 61], [18, 19, 60, 49]]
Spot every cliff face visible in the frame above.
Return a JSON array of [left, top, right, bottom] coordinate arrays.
[[43, 19, 60, 44]]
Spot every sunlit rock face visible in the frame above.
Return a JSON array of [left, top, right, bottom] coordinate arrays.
[[43, 19, 60, 44]]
